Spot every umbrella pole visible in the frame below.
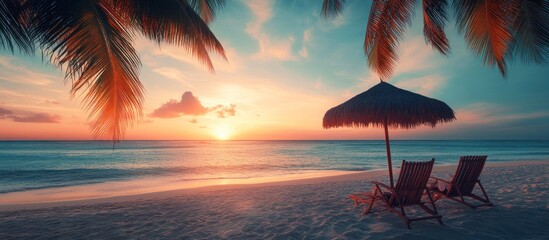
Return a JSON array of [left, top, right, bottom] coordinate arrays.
[[384, 119, 394, 188]]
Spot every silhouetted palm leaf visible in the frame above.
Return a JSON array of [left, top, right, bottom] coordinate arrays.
[[0, 0, 32, 53], [509, 0, 549, 63], [365, 0, 416, 79], [30, 0, 144, 141], [1, 0, 226, 143], [188, 0, 225, 23], [118, 0, 226, 72], [321, 0, 548, 78], [423, 0, 450, 55], [321, 0, 346, 18], [454, 0, 515, 76]]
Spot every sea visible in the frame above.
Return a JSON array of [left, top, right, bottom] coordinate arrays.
[[0, 140, 548, 195]]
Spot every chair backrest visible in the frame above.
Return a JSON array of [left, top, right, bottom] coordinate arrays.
[[449, 155, 487, 196], [394, 159, 435, 206]]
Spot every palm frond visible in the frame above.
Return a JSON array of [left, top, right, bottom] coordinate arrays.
[[365, 0, 416, 79], [509, 0, 549, 63], [0, 0, 33, 53], [321, 0, 346, 18], [30, 0, 143, 142], [118, 0, 226, 73], [422, 0, 450, 55], [187, 0, 225, 24], [454, 0, 515, 76]]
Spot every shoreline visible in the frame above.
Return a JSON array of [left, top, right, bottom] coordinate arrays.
[[1, 159, 546, 211]]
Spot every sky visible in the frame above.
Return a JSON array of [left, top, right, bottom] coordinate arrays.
[[0, 0, 548, 140]]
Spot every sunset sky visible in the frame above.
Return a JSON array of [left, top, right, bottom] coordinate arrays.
[[1, 0, 548, 140]]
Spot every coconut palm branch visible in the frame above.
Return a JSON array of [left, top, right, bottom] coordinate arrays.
[[509, 0, 549, 63], [188, 0, 226, 24], [364, 0, 416, 80], [321, 0, 548, 79], [0, 0, 33, 53], [321, 0, 346, 18], [423, 0, 450, 55], [117, 0, 226, 73], [0, 0, 225, 143], [453, 0, 515, 76], [29, 0, 144, 141]]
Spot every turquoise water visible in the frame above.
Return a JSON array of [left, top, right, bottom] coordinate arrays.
[[0, 140, 548, 194]]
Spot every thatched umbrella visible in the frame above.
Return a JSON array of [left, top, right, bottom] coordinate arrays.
[[323, 80, 456, 188]]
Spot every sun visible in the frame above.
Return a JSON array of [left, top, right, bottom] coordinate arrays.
[[213, 124, 232, 140]]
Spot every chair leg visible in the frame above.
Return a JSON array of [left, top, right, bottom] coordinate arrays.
[[363, 197, 375, 215], [446, 196, 477, 208], [425, 189, 444, 226], [383, 204, 412, 229], [447, 181, 493, 209], [476, 181, 494, 206]]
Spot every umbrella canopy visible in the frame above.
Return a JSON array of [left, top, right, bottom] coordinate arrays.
[[323, 80, 456, 187]]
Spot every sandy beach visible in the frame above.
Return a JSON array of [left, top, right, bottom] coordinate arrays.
[[0, 160, 547, 239]]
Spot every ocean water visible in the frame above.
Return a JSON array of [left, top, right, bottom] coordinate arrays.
[[0, 140, 548, 194]]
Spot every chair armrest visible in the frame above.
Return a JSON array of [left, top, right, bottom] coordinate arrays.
[[371, 181, 392, 191], [430, 176, 452, 184]]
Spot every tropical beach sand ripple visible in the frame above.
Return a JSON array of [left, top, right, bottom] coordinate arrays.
[[0, 162, 548, 239]]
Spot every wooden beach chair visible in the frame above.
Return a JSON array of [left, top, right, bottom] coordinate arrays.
[[350, 159, 443, 229], [429, 155, 493, 209]]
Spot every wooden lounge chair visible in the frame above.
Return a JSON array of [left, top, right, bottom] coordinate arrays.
[[350, 159, 443, 229], [429, 155, 493, 209]]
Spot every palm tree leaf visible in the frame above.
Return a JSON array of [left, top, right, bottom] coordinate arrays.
[[422, 0, 450, 55], [454, 0, 515, 76], [30, 0, 143, 142], [118, 0, 226, 73], [509, 0, 549, 63], [321, 0, 346, 18], [365, 0, 416, 79], [0, 0, 33, 53], [187, 0, 225, 24]]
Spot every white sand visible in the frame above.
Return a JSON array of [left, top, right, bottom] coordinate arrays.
[[0, 160, 547, 239]]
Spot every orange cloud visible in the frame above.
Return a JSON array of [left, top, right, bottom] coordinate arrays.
[[11, 113, 61, 123], [149, 92, 237, 119], [212, 104, 236, 118], [0, 107, 13, 119], [149, 91, 208, 118], [44, 99, 60, 105], [0, 107, 61, 123]]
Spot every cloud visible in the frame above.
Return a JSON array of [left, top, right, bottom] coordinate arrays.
[[0, 57, 58, 86], [356, 37, 447, 96], [10, 113, 61, 123], [316, 12, 346, 31], [0, 107, 61, 123], [44, 99, 60, 105], [135, 37, 242, 74], [299, 48, 309, 59], [149, 91, 208, 118], [394, 37, 441, 75], [0, 107, 13, 119], [245, 0, 272, 35], [212, 104, 236, 118], [189, 119, 198, 123], [303, 29, 312, 43], [244, 0, 299, 61], [455, 104, 549, 125], [394, 75, 445, 96], [299, 29, 312, 59], [150, 91, 237, 119], [139, 119, 154, 124]]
